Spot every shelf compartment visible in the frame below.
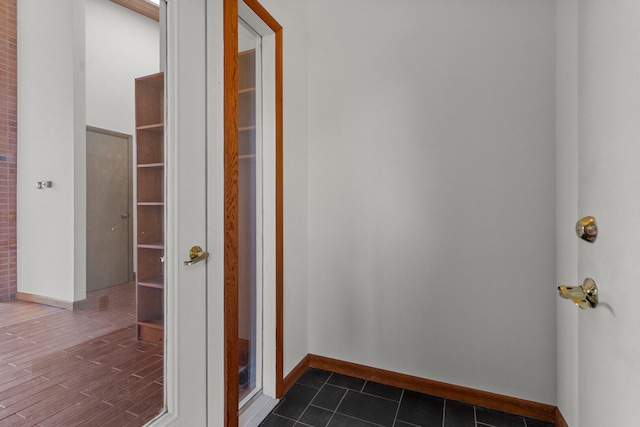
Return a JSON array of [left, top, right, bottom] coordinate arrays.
[[137, 166, 164, 203], [137, 247, 164, 283], [137, 204, 164, 245], [137, 128, 164, 164], [238, 91, 256, 129], [135, 73, 164, 127], [239, 126, 256, 157], [239, 49, 256, 90], [137, 286, 163, 323]]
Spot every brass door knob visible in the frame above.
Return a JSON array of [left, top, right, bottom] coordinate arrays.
[[558, 278, 598, 309], [184, 246, 209, 266]]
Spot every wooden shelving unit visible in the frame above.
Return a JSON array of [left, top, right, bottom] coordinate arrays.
[[135, 72, 165, 344]]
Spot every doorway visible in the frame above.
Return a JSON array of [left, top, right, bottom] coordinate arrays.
[[86, 126, 134, 292], [7, 0, 169, 425], [223, 0, 284, 424]]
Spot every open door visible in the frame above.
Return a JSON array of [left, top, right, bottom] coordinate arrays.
[[575, 3, 640, 426], [215, 0, 283, 425], [556, 2, 640, 426], [147, 0, 209, 424], [147, 1, 282, 425]]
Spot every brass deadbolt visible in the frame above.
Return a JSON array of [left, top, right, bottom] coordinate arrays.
[[576, 216, 598, 243]]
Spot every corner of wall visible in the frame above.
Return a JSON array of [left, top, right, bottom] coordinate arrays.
[[258, 0, 310, 377]]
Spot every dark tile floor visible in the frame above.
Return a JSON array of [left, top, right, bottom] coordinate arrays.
[[260, 368, 554, 427]]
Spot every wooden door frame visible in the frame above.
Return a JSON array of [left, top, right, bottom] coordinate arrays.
[[224, 0, 283, 425]]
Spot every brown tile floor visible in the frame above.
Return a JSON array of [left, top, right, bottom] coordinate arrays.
[[0, 283, 164, 426]]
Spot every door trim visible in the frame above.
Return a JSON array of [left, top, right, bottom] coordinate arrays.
[[224, 0, 240, 422], [224, 0, 283, 425]]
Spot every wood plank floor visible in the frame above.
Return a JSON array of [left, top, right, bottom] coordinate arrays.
[[0, 283, 163, 426]]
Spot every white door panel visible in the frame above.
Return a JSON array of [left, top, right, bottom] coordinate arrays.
[[149, 0, 209, 424], [205, 0, 226, 425], [576, 1, 640, 426]]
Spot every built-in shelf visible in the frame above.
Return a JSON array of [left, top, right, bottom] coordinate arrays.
[[139, 319, 163, 328], [138, 243, 164, 250], [138, 277, 164, 289], [137, 123, 164, 132], [135, 71, 165, 344]]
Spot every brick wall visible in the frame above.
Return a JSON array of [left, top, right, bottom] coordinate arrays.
[[0, 0, 17, 302]]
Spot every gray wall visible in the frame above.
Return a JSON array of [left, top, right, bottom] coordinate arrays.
[[260, 0, 311, 375], [307, 0, 557, 404], [17, 0, 159, 304]]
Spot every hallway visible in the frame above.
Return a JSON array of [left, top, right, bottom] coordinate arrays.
[[0, 283, 163, 426]]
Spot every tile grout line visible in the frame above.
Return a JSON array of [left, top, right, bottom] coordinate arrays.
[[323, 384, 401, 404], [294, 371, 334, 425], [329, 412, 388, 427], [442, 399, 447, 427], [325, 373, 350, 427], [474, 404, 478, 427], [392, 388, 405, 427]]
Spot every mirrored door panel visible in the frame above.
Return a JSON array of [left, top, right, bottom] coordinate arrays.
[[238, 17, 263, 406]]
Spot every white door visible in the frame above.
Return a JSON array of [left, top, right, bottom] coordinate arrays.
[[148, 0, 211, 424], [150, 1, 279, 425], [574, 1, 640, 426]]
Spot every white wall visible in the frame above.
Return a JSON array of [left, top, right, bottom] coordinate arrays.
[[85, 0, 159, 136], [307, 0, 557, 404], [258, 0, 310, 376], [17, 0, 158, 304], [555, 0, 579, 424], [17, 0, 86, 303]]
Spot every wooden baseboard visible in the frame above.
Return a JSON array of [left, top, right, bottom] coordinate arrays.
[[16, 292, 87, 310], [295, 354, 556, 423], [555, 407, 569, 427], [282, 354, 311, 395]]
